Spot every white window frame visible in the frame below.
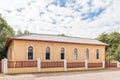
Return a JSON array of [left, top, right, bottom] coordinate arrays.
[[27, 45, 34, 61], [60, 47, 65, 60], [45, 46, 51, 61], [74, 48, 78, 60]]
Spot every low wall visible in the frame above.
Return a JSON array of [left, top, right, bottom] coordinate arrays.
[[105, 63, 117, 68], [41, 68, 64, 72], [41, 61, 64, 68], [67, 62, 85, 68], [1, 59, 106, 74], [88, 63, 102, 68], [8, 61, 37, 68], [8, 67, 37, 74], [7, 61, 37, 74]]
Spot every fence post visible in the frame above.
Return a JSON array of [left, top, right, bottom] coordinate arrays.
[[64, 59, 67, 71], [102, 60, 105, 68], [85, 60, 88, 69], [37, 58, 41, 72], [117, 61, 119, 68], [1, 59, 3, 72], [2, 58, 8, 74]]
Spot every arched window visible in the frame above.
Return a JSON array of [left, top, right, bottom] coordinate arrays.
[[96, 49, 99, 59], [61, 47, 65, 60], [46, 47, 50, 60], [74, 48, 78, 60], [28, 46, 33, 60], [86, 48, 89, 60], [9, 48, 12, 60]]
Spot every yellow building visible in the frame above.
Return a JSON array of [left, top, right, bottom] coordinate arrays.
[[4, 34, 108, 73]]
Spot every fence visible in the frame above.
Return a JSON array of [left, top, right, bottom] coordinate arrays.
[[2, 58, 116, 74], [88, 63, 102, 68], [105, 63, 117, 68], [67, 62, 85, 68], [41, 61, 64, 68], [8, 61, 37, 68]]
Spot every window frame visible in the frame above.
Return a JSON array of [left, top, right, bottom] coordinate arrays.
[[27, 45, 34, 60], [86, 48, 89, 60], [60, 47, 65, 60], [96, 49, 100, 59], [9, 48, 12, 60], [74, 48, 78, 60], [45, 47, 51, 60]]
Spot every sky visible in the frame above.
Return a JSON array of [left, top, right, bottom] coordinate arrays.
[[0, 0, 120, 38]]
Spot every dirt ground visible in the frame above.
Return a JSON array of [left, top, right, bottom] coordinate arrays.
[[0, 68, 120, 80]]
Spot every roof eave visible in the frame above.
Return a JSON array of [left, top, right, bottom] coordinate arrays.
[[9, 38, 108, 46], [4, 38, 13, 51]]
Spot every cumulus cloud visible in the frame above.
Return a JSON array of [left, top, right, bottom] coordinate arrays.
[[0, 0, 119, 38]]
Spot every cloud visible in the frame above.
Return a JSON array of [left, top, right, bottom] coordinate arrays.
[[0, 0, 119, 38]]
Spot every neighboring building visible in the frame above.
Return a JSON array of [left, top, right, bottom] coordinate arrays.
[[4, 34, 108, 73]]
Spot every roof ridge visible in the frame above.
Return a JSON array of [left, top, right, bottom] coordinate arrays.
[[30, 33, 95, 40]]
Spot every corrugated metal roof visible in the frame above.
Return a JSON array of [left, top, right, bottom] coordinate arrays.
[[11, 34, 108, 46]]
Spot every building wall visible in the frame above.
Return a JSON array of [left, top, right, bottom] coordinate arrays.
[[9, 40, 106, 63], [7, 41, 14, 61]]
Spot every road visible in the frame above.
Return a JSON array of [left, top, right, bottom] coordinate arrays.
[[0, 69, 120, 80]]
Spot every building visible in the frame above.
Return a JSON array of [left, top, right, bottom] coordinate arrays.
[[3, 34, 108, 73]]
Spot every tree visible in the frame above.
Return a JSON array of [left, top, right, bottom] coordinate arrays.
[[0, 14, 15, 59], [114, 45, 120, 62], [96, 32, 120, 62], [0, 15, 15, 49], [106, 48, 115, 63], [96, 32, 109, 43], [16, 29, 30, 36], [58, 34, 66, 36]]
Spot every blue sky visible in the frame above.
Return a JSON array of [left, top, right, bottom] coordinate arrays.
[[0, 0, 120, 38]]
